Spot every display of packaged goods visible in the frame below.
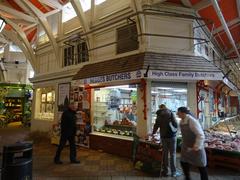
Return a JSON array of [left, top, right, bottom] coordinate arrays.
[[105, 119, 137, 127], [94, 126, 134, 137]]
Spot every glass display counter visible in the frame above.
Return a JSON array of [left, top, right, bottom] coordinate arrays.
[[93, 85, 138, 137]]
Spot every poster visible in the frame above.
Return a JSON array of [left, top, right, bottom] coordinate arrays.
[[58, 83, 70, 111]]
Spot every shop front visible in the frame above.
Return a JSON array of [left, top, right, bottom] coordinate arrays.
[[72, 70, 145, 157], [72, 52, 224, 158], [0, 83, 32, 127]]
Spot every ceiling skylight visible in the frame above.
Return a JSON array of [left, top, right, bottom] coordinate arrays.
[[62, 2, 77, 22]]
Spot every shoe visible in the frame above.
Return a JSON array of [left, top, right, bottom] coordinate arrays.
[[54, 160, 63, 164], [71, 160, 80, 164], [161, 172, 168, 177], [172, 171, 182, 177]]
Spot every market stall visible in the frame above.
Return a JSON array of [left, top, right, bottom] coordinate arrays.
[[70, 52, 224, 158], [204, 115, 240, 171], [0, 83, 32, 127]]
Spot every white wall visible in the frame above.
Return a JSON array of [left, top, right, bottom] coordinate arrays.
[[146, 16, 194, 55], [36, 50, 57, 75]]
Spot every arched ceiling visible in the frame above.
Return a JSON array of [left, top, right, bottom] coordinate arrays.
[[163, 0, 240, 61], [0, 0, 68, 44]]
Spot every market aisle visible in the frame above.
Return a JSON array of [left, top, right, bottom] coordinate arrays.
[[0, 126, 29, 151], [0, 128, 240, 179], [33, 142, 240, 180]]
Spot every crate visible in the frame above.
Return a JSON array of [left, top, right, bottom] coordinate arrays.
[[206, 148, 240, 171], [135, 142, 162, 162]]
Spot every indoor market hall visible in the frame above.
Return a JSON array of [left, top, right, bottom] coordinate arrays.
[[0, 0, 240, 180]]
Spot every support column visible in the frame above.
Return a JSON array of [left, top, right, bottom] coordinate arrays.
[[137, 79, 152, 138], [187, 82, 197, 117]]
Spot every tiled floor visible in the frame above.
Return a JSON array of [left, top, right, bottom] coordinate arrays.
[[0, 127, 240, 180]]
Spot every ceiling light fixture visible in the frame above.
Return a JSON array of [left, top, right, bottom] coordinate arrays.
[[0, 18, 6, 32]]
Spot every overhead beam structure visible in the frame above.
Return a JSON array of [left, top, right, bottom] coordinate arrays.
[[70, 0, 90, 48], [181, 0, 192, 7], [22, 0, 59, 65], [0, 4, 37, 23], [3, 30, 31, 62], [13, 0, 36, 18], [39, 0, 63, 9], [193, 0, 219, 11], [213, 18, 240, 35], [45, 9, 61, 17], [1, 21, 37, 70], [211, 0, 240, 60], [226, 43, 240, 56]]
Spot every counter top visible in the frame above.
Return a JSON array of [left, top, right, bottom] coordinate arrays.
[[90, 132, 133, 141]]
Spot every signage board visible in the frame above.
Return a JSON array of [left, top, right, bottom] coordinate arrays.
[[149, 70, 223, 81]]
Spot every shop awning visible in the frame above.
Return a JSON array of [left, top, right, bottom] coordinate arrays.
[[72, 52, 223, 83], [72, 53, 145, 80]]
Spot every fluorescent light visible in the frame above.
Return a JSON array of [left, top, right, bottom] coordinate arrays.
[[104, 85, 129, 89], [120, 88, 136, 91], [173, 89, 187, 93], [159, 93, 172, 96], [0, 19, 6, 32], [158, 87, 173, 90], [104, 85, 136, 91]]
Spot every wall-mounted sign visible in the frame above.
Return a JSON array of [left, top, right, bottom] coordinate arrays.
[[223, 78, 239, 92], [77, 70, 144, 85], [73, 70, 224, 85], [149, 70, 223, 81]]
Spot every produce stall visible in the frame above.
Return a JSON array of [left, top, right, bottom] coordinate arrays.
[[133, 135, 162, 176], [204, 115, 240, 171]]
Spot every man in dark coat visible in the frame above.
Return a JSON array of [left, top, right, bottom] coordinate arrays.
[[54, 103, 80, 164], [152, 104, 180, 177]]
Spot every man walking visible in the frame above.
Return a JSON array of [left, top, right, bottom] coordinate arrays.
[[54, 103, 80, 164], [152, 104, 180, 177]]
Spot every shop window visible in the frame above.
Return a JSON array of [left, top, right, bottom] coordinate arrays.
[[93, 85, 137, 136], [116, 23, 139, 54], [63, 46, 74, 67], [35, 88, 55, 120], [77, 42, 89, 64], [63, 42, 88, 67], [151, 85, 187, 129]]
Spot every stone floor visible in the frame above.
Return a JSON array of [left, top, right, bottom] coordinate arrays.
[[0, 127, 240, 180]]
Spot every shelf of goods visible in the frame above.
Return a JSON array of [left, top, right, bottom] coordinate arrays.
[[204, 115, 240, 171], [4, 97, 23, 121]]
